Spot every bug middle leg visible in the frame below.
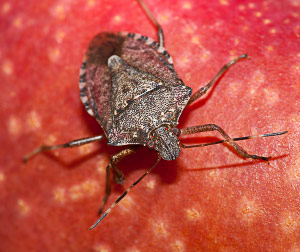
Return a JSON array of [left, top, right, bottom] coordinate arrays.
[[180, 124, 270, 161], [98, 147, 137, 215], [187, 54, 248, 106], [137, 0, 164, 47]]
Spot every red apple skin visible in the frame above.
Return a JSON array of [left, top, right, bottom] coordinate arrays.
[[0, 0, 299, 251]]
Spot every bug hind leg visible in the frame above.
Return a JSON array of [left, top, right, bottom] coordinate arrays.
[[137, 0, 164, 47], [98, 148, 137, 215]]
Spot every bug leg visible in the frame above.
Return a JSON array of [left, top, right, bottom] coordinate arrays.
[[111, 148, 138, 184], [180, 131, 288, 148], [187, 54, 248, 105], [23, 135, 104, 162], [180, 124, 270, 161], [90, 154, 161, 230], [137, 0, 164, 47], [98, 148, 137, 215]]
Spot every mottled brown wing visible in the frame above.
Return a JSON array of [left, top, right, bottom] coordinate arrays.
[[120, 32, 183, 86], [81, 33, 125, 133]]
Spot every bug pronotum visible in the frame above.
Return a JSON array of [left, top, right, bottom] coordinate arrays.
[[23, 0, 288, 230]]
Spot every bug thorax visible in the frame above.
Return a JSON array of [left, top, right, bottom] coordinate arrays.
[[147, 125, 181, 161]]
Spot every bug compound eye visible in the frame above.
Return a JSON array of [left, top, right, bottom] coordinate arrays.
[[171, 128, 181, 137], [146, 140, 155, 149]]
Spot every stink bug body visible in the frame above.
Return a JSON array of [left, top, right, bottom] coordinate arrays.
[[80, 32, 191, 160], [23, 0, 287, 230]]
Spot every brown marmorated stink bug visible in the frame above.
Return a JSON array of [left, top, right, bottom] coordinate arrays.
[[24, 0, 287, 230]]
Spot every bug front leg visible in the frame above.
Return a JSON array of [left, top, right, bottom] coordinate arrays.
[[90, 154, 161, 230], [23, 135, 104, 162], [98, 147, 137, 215], [187, 54, 248, 106], [180, 124, 270, 161]]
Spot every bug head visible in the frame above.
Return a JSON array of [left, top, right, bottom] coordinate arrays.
[[147, 125, 181, 161]]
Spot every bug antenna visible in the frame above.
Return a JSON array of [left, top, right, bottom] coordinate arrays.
[[89, 155, 162, 230], [180, 131, 288, 149]]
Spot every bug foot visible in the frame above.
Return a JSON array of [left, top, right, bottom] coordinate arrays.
[[113, 172, 125, 185]]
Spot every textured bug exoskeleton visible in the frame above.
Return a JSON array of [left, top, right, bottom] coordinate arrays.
[[23, 0, 287, 230]]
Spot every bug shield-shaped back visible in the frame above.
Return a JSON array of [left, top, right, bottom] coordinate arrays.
[[107, 55, 192, 159]]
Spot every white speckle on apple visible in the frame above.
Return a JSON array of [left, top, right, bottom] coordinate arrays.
[[18, 199, 30, 216], [0, 172, 5, 182], [8, 115, 21, 136], [2, 60, 13, 75], [1, 2, 10, 14], [48, 47, 60, 62], [171, 240, 184, 252], [27, 110, 41, 130], [54, 187, 66, 203], [182, 2, 192, 10], [153, 221, 168, 237], [185, 208, 202, 220], [146, 179, 155, 190]]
